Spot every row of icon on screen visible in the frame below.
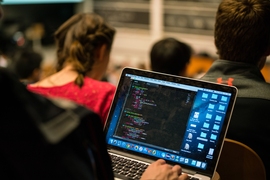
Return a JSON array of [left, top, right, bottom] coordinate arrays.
[[194, 112, 223, 121], [161, 152, 207, 169], [109, 138, 158, 156], [184, 138, 216, 152], [178, 156, 207, 169], [200, 132, 218, 140], [109, 138, 207, 170], [202, 93, 228, 102], [203, 122, 220, 130], [187, 126, 219, 139], [208, 103, 226, 111]]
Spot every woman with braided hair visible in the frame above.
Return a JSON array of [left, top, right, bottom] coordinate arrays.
[[28, 13, 116, 126]]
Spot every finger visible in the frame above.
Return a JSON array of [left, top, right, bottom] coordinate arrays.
[[172, 165, 181, 175], [179, 173, 189, 180], [155, 159, 166, 165]]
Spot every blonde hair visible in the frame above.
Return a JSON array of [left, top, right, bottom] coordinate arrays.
[[54, 13, 116, 87]]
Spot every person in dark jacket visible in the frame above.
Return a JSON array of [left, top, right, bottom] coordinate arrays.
[[200, 0, 270, 178]]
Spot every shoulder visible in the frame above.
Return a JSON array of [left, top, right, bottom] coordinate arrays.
[[27, 84, 45, 92], [83, 77, 116, 91], [27, 84, 59, 98], [238, 81, 270, 99], [201, 60, 270, 99]]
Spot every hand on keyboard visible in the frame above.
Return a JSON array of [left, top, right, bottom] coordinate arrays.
[[140, 159, 189, 180]]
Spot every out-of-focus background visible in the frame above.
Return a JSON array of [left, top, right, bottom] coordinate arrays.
[[1, 0, 270, 84]]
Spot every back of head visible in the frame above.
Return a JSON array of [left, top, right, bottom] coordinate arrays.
[[215, 0, 270, 64], [150, 38, 192, 76], [54, 13, 116, 87], [12, 49, 43, 81]]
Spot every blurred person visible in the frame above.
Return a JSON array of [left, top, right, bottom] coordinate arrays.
[[200, 0, 270, 177], [0, 18, 31, 68], [10, 49, 43, 85], [0, 53, 7, 67], [0, 4, 188, 179], [150, 37, 192, 76], [0, 1, 7, 68], [27, 12, 116, 125]]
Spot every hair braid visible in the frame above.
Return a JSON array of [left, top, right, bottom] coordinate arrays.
[[54, 12, 116, 88]]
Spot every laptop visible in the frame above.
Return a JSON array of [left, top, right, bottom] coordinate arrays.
[[104, 67, 238, 180]]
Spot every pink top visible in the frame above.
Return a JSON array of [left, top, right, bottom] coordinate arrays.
[[27, 77, 116, 126]]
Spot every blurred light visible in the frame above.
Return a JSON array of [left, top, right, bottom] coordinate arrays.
[[13, 31, 25, 47]]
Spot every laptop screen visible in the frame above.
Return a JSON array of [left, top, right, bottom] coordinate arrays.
[[104, 67, 237, 176]]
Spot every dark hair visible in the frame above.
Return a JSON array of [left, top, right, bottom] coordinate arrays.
[[12, 49, 43, 79], [215, 0, 270, 64], [54, 12, 116, 87], [150, 38, 192, 76]]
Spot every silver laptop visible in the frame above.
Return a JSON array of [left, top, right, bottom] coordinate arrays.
[[104, 67, 238, 180]]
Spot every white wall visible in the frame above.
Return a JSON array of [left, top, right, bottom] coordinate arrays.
[[76, 0, 217, 70]]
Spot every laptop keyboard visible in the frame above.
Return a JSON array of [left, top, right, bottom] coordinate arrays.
[[110, 153, 200, 180], [110, 153, 148, 179]]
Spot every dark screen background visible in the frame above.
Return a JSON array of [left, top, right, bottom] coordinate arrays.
[[115, 80, 196, 152]]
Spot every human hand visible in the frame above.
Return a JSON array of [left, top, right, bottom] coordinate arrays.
[[140, 159, 189, 180]]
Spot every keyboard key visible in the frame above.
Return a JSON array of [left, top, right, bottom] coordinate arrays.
[[110, 154, 149, 180]]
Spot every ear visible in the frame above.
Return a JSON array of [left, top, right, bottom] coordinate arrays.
[[95, 44, 108, 62]]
